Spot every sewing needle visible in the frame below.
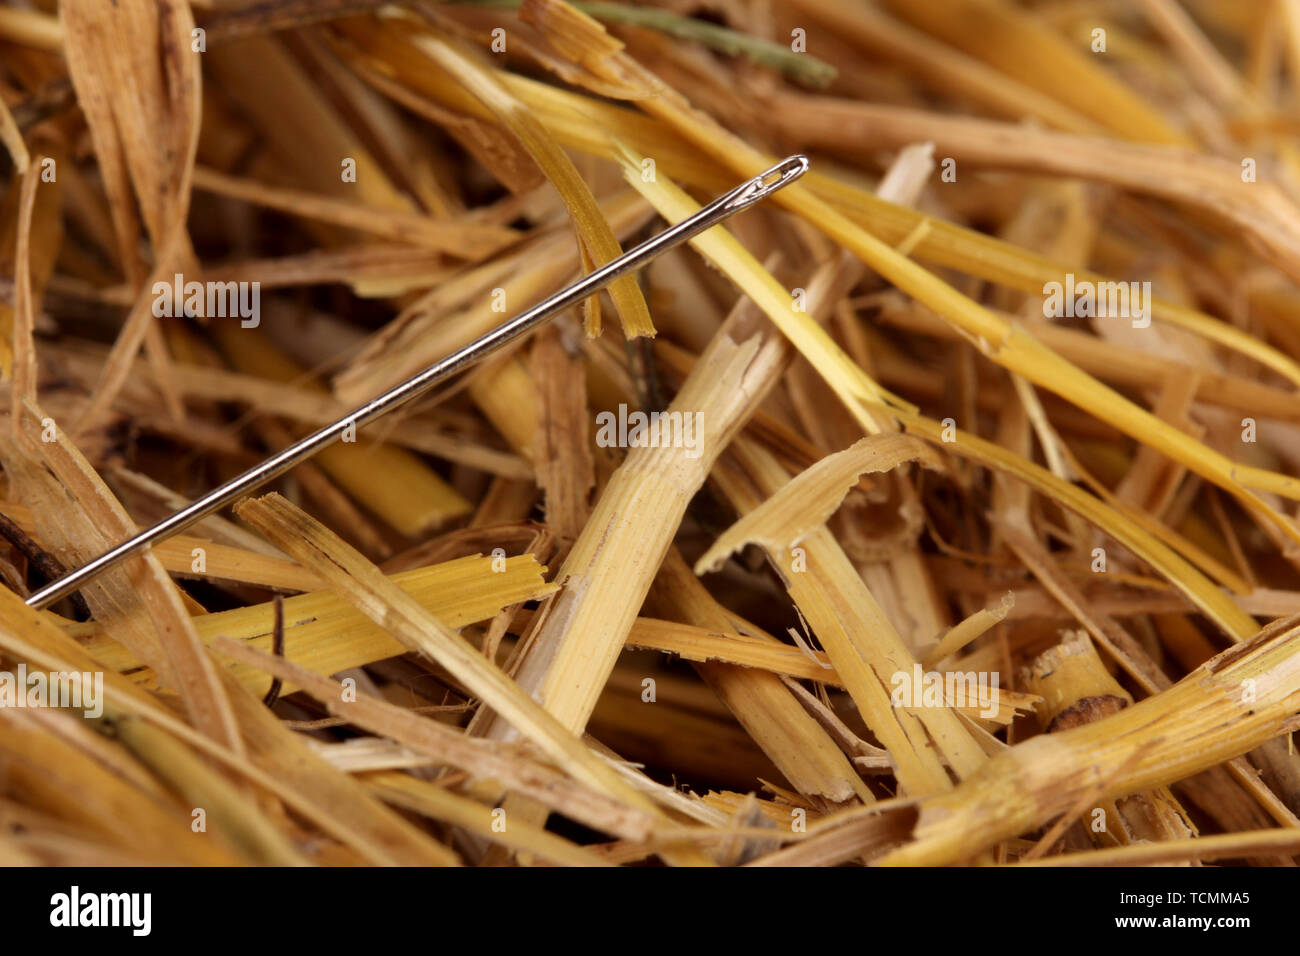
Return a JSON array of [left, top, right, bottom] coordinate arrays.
[[24, 155, 810, 610]]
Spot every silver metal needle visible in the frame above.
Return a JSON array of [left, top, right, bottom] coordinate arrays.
[[25, 155, 810, 610]]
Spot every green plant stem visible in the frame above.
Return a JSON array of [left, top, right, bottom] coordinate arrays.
[[454, 0, 838, 87]]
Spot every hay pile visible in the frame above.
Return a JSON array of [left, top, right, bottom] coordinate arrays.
[[2, 0, 1300, 866]]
